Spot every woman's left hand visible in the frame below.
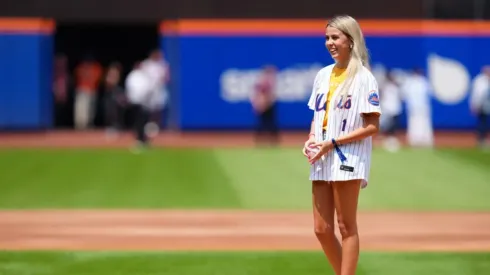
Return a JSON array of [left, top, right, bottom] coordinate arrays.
[[308, 140, 334, 164]]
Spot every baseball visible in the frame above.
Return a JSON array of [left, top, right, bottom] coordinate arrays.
[[307, 145, 320, 158]]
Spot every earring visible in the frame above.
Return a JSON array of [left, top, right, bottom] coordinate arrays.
[[350, 44, 353, 49]]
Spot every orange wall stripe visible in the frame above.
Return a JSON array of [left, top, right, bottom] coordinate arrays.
[[0, 18, 55, 34], [160, 19, 490, 36]]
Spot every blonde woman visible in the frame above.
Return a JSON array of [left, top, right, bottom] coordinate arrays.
[[302, 15, 382, 275]]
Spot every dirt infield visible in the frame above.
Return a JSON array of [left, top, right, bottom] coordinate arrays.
[[0, 130, 479, 148], [1, 210, 490, 252]]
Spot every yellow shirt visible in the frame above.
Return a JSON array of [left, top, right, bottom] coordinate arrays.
[[323, 67, 347, 129]]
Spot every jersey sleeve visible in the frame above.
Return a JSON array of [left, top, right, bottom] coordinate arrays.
[[359, 72, 382, 115], [307, 71, 322, 110]]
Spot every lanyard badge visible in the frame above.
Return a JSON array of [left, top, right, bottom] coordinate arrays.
[[331, 138, 354, 172]]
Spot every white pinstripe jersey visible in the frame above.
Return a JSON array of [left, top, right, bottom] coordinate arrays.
[[307, 64, 382, 187]]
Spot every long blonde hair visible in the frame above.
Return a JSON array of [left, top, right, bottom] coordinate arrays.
[[327, 15, 370, 96]]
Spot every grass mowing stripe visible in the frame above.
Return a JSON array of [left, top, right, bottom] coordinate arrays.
[[360, 252, 490, 275], [0, 149, 241, 209], [0, 251, 489, 275], [213, 148, 311, 209], [1, 148, 490, 210], [360, 148, 490, 211], [216, 147, 490, 211], [436, 148, 490, 170]]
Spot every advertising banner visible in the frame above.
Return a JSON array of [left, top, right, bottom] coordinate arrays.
[[161, 20, 490, 130]]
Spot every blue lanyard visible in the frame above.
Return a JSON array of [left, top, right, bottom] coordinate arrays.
[[331, 138, 347, 163]]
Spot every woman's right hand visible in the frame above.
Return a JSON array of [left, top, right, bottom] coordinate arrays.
[[302, 135, 316, 158]]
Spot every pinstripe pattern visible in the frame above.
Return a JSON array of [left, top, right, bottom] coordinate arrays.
[[307, 64, 381, 188]]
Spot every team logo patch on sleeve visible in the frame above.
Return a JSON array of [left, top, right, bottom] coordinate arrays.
[[368, 91, 380, 106]]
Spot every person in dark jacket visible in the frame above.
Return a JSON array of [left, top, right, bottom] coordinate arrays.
[[103, 62, 126, 138]]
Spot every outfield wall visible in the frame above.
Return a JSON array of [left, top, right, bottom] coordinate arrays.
[[0, 18, 54, 130], [161, 20, 490, 131], [1, 19, 489, 131]]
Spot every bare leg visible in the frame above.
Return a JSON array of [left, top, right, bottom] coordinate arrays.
[[332, 180, 361, 275], [312, 180, 343, 275]]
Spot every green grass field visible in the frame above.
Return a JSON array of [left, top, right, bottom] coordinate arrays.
[[0, 147, 488, 210], [0, 251, 489, 275], [1, 147, 489, 275]]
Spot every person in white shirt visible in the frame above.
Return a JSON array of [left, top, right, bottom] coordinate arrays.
[[140, 49, 170, 136], [302, 15, 382, 275], [469, 66, 490, 147], [125, 61, 153, 149], [400, 68, 434, 148], [380, 70, 402, 152]]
